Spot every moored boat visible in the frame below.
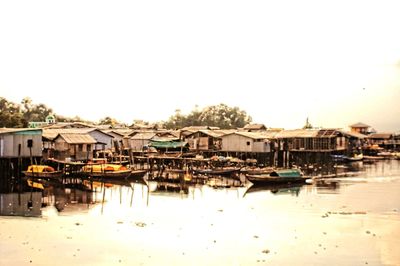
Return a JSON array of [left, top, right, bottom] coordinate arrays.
[[82, 163, 132, 179], [246, 169, 310, 185], [23, 165, 63, 179], [193, 167, 240, 176]]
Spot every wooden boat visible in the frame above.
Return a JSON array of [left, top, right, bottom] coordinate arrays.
[[129, 169, 148, 182], [246, 169, 309, 185], [82, 163, 132, 179], [193, 167, 240, 176], [23, 165, 63, 179], [240, 167, 274, 175], [331, 154, 363, 162]]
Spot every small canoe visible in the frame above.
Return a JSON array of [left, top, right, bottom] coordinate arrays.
[[246, 169, 309, 185]]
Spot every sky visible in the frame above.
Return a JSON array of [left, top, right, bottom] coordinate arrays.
[[1, 0, 399, 131]]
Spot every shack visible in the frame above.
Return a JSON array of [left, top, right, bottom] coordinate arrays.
[[367, 133, 398, 150], [184, 130, 224, 151], [53, 133, 97, 161], [221, 132, 271, 153], [349, 122, 371, 135], [242, 123, 267, 132], [0, 128, 43, 193], [0, 128, 42, 158], [43, 128, 115, 151]]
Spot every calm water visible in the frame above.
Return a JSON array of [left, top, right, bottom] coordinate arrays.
[[1, 160, 400, 265]]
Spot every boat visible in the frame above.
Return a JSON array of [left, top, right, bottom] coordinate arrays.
[[23, 165, 63, 179], [193, 167, 240, 176], [331, 154, 363, 162], [26, 178, 45, 190], [82, 163, 132, 179], [246, 169, 310, 185], [240, 167, 274, 175]]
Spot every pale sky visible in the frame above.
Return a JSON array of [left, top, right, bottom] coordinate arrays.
[[1, 0, 399, 131]]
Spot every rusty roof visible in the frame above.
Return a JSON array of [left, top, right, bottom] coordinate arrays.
[[55, 133, 97, 144], [349, 122, 370, 128], [222, 131, 270, 140], [0, 128, 42, 135], [130, 132, 157, 140], [367, 133, 394, 139], [43, 128, 114, 140], [243, 124, 267, 130], [275, 129, 321, 138]]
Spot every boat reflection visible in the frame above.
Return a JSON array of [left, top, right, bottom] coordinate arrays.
[[243, 183, 306, 197], [314, 179, 341, 194]]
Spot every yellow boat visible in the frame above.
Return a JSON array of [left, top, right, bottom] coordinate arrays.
[[23, 165, 63, 179], [27, 179, 45, 190], [82, 163, 132, 178]]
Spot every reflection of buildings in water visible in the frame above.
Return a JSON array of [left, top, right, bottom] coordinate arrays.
[[43, 186, 96, 212], [0, 192, 42, 216]]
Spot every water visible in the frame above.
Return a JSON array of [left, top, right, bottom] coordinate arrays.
[[1, 160, 400, 265]]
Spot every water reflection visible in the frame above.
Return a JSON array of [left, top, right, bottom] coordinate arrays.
[[244, 183, 305, 197]]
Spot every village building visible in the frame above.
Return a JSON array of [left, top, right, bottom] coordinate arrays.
[[0, 128, 42, 158], [184, 130, 224, 151], [221, 132, 271, 153], [53, 133, 97, 161], [28, 114, 56, 128], [0, 128, 43, 193], [129, 131, 179, 152], [242, 123, 267, 132], [349, 122, 371, 135], [180, 126, 220, 139], [367, 133, 399, 150]]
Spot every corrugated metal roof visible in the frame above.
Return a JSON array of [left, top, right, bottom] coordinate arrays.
[[367, 133, 394, 139], [130, 132, 157, 140], [275, 129, 320, 138], [339, 131, 367, 139], [43, 122, 94, 129], [222, 131, 269, 140], [43, 128, 114, 140], [243, 124, 267, 130], [350, 122, 370, 128], [56, 133, 97, 144], [0, 128, 42, 134]]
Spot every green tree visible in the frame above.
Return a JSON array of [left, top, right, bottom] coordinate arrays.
[[164, 104, 252, 129], [21, 97, 53, 126], [0, 97, 24, 127], [99, 116, 118, 126]]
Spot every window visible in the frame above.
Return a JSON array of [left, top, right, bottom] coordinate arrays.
[[78, 144, 83, 152], [246, 141, 251, 146]]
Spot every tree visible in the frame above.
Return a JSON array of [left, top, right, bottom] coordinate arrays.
[[99, 116, 118, 126], [20, 97, 53, 127], [164, 104, 252, 129], [0, 97, 24, 127]]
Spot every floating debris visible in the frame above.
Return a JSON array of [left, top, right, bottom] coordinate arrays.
[[135, 222, 147, 227]]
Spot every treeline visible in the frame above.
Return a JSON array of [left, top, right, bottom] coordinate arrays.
[[0, 97, 88, 128], [0, 97, 252, 129], [164, 104, 252, 129]]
